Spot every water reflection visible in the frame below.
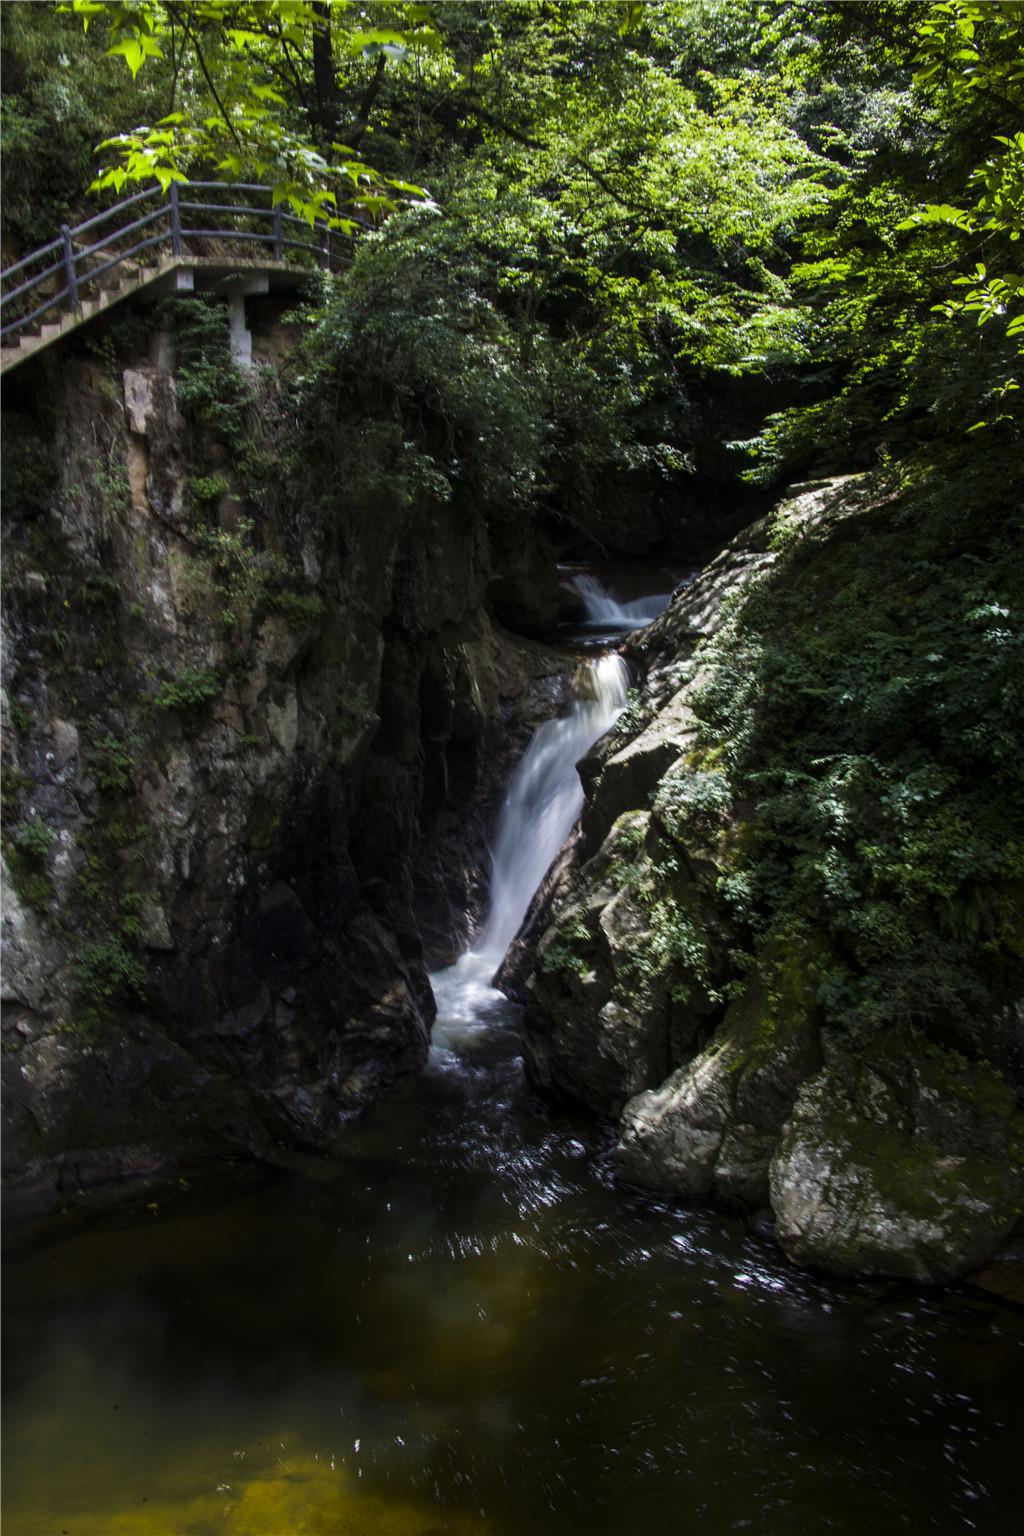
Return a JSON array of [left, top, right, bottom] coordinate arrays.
[[4, 986, 1022, 1535]]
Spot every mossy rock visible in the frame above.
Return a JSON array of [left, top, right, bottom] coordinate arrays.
[[770, 1038, 1024, 1282], [616, 939, 823, 1206]]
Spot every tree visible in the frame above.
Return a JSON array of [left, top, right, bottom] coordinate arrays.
[[65, 0, 442, 228]]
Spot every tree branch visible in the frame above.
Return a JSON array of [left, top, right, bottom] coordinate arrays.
[[181, 14, 244, 154], [459, 95, 657, 217], [345, 53, 388, 150]]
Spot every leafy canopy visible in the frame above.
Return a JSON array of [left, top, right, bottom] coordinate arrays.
[[64, 0, 441, 227]]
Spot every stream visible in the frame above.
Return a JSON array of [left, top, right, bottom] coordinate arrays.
[[3, 585, 1022, 1535]]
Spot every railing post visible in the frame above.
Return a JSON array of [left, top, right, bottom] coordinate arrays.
[[273, 203, 284, 263], [317, 222, 329, 270], [60, 225, 80, 313], [169, 181, 182, 257]]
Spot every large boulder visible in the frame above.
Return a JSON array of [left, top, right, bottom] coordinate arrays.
[[523, 809, 731, 1115], [770, 1039, 1024, 1283], [616, 949, 822, 1206]]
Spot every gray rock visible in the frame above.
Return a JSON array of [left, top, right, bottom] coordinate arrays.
[[2, 338, 572, 1200], [771, 1044, 1024, 1283], [616, 965, 821, 1206]]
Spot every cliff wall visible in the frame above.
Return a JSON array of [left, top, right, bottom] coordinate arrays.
[[1, 339, 563, 1195]]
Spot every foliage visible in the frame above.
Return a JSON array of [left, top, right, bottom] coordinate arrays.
[[161, 295, 255, 439], [902, 1, 1024, 347], [687, 451, 1024, 1039], [153, 665, 220, 714], [73, 931, 147, 1032], [14, 817, 57, 859], [538, 916, 591, 982], [186, 471, 230, 512], [8, 0, 1020, 505], [740, 0, 1024, 472], [1, 0, 154, 245], [63, 0, 437, 228], [90, 730, 139, 792]]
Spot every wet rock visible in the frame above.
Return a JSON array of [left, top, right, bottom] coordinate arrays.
[[752, 1207, 776, 1241], [582, 687, 697, 848], [524, 813, 678, 1116], [616, 960, 821, 1206], [770, 1042, 1024, 1283]]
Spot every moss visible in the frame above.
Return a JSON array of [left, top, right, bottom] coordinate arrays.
[[1, 422, 59, 517], [246, 804, 284, 856], [331, 688, 374, 742], [538, 916, 592, 981], [99, 816, 151, 850], [267, 589, 324, 629], [1, 765, 30, 821], [823, 1104, 1019, 1230], [746, 932, 826, 1063], [3, 841, 51, 914], [894, 1031, 1018, 1122], [7, 698, 31, 735]]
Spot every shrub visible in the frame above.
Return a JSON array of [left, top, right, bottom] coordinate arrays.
[[154, 667, 220, 715]]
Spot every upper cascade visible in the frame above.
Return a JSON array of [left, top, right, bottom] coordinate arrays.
[[573, 574, 673, 633]]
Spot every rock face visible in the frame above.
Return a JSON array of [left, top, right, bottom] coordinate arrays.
[[770, 1044, 1023, 1283], [1, 346, 564, 1197], [522, 478, 1024, 1282]]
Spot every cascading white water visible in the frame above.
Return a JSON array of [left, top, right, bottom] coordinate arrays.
[[430, 651, 629, 1035], [573, 573, 672, 631]]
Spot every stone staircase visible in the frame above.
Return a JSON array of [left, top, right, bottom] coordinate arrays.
[[0, 261, 168, 375], [1, 182, 354, 378]]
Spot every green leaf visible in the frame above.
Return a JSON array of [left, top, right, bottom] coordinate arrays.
[[105, 32, 164, 77]]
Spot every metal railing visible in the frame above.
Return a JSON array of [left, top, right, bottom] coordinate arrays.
[[1, 182, 356, 342]]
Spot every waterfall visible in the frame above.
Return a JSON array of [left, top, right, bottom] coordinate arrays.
[[573, 573, 672, 632], [430, 652, 629, 1031]]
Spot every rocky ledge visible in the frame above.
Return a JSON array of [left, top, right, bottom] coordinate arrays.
[[522, 472, 1024, 1283]]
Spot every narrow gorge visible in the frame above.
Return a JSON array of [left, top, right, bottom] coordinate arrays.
[[2, 3, 1023, 1533]]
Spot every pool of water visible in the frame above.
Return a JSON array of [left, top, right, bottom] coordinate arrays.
[[3, 979, 1021, 1536]]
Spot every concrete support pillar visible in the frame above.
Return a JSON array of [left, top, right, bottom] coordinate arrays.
[[148, 329, 175, 372], [227, 292, 253, 370]]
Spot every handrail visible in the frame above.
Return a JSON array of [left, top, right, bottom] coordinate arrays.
[[73, 203, 169, 267], [0, 181, 356, 344], [70, 185, 162, 240], [0, 235, 63, 284]]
